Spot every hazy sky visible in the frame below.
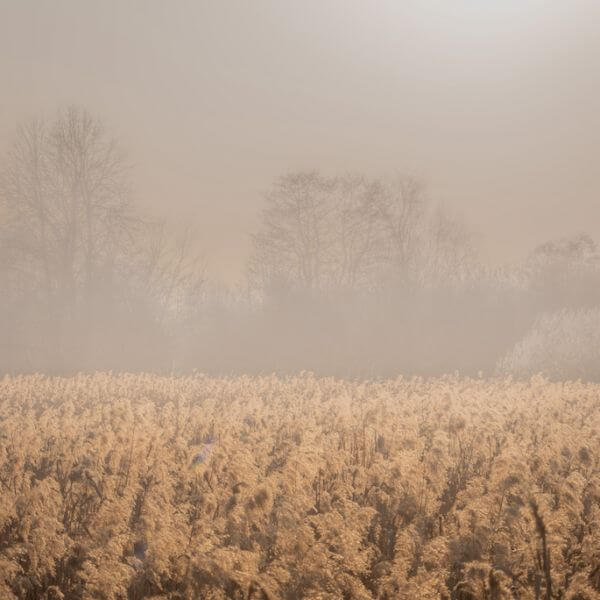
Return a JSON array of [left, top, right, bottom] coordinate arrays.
[[2, 0, 600, 282]]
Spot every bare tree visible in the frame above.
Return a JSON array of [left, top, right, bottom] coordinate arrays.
[[377, 177, 429, 283], [48, 107, 132, 309], [129, 220, 206, 324], [0, 119, 52, 299], [0, 107, 205, 372], [332, 174, 389, 290], [248, 172, 473, 297], [249, 172, 338, 294], [421, 205, 478, 286], [1, 108, 131, 304], [0, 107, 134, 368], [249, 172, 393, 296]]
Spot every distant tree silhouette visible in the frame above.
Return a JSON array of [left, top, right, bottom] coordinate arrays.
[[248, 171, 474, 299], [0, 107, 204, 372]]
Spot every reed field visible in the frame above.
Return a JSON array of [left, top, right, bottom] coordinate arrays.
[[0, 373, 599, 599]]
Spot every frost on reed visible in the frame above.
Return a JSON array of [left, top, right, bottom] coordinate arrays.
[[498, 307, 600, 381], [0, 374, 599, 599]]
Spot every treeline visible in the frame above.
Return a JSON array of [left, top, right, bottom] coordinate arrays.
[[1, 107, 599, 378]]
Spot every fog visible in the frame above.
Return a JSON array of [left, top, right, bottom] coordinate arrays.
[[2, 1, 600, 378]]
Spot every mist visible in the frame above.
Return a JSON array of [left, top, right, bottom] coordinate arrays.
[[4, 5, 600, 599], [2, 0, 600, 379]]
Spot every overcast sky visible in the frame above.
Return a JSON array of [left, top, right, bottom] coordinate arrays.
[[2, 0, 600, 282]]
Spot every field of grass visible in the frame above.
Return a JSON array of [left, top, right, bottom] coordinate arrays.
[[0, 373, 599, 599]]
